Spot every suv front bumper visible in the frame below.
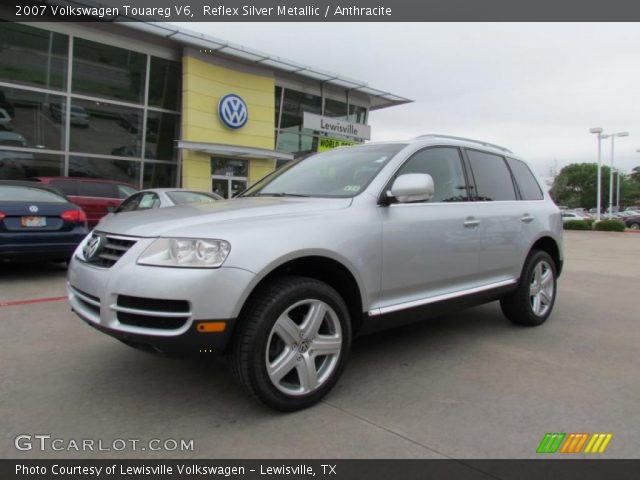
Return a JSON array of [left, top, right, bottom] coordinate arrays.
[[67, 248, 257, 357]]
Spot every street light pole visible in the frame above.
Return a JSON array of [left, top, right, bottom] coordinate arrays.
[[589, 128, 603, 222], [600, 132, 629, 219], [616, 169, 621, 212]]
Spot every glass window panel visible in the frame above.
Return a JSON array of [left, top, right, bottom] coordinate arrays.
[[72, 37, 146, 103], [69, 155, 140, 185], [0, 24, 68, 91], [211, 158, 248, 177], [143, 162, 176, 188], [212, 178, 229, 199], [280, 89, 322, 131], [276, 132, 316, 155], [0, 151, 63, 180], [324, 98, 348, 120], [274, 86, 282, 128], [148, 57, 181, 110], [348, 105, 367, 124], [396, 148, 469, 202], [145, 111, 179, 161], [506, 157, 543, 201], [466, 150, 517, 201], [69, 99, 143, 157], [0, 88, 65, 150]]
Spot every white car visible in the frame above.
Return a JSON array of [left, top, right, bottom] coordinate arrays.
[[113, 188, 223, 213], [561, 211, 585, 223]]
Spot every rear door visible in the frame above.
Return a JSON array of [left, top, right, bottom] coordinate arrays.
[[463, 149, 522, 282]]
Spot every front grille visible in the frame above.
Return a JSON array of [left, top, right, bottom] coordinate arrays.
[[84, 233, 136, 268], [114, 295, 190, 330]]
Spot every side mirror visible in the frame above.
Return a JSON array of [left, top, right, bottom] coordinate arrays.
[[388, 173, 434, 203]]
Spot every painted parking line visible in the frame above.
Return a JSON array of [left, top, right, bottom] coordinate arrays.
[[0, 296, 67, 308]]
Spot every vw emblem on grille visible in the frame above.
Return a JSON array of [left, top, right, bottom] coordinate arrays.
[[83, 234, 103, 261], [29, 205, 38, 213], [218, 94, 248, 129]]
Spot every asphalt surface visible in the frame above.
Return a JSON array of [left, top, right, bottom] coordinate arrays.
[[1, 231, 638, 459]]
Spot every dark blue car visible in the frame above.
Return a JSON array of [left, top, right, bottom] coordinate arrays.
[[0, 181, 89, 262]]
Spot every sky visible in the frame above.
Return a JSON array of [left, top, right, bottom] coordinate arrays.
[[177, 22, 640, 178]]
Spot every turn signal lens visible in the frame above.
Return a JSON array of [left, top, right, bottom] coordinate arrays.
[[61, 209, 87, 223]]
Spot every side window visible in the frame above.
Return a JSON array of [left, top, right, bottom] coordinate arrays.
[[78, 181, 116, 198], [137, 192, 159, 210], [394, 147, 469, 202], [117, 193, 142, 212], [506, 158, 543, 200], [466, 150, 517, 201]]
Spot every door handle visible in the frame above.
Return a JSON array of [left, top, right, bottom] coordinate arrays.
[[521, 214, 535, 223], [464, 217, 480, 228]]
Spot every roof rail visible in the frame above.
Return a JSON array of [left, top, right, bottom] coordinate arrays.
[[414, 134, 513, 154]]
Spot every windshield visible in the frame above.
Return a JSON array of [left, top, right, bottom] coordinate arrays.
[[167, 191, 219, 205], [242, 143, 407, 198]]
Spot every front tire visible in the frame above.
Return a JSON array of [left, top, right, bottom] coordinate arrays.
[[500, 250, 557, 326], [229, 276, 352, 411]]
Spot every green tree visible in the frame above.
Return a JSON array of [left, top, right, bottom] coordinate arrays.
[[551, 163, 640, 209]]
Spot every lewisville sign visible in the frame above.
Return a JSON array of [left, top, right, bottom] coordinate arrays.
[[303, 112, 371, 141]]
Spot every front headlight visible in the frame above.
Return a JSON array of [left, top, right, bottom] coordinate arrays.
[[137, 238, 231, 268]]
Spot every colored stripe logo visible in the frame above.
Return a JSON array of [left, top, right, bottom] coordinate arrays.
[[537, 433, 613, 454]]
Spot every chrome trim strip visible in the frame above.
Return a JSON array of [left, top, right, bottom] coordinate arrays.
[[368, 279, 518, 316], [110, 304, 191, 318]]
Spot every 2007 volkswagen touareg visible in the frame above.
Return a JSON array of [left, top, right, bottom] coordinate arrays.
[[68, 135, 563, 411]]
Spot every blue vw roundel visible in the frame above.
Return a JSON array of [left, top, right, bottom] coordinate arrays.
[[218, 94, 248, 129]]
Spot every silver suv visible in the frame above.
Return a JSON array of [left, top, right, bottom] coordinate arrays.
[[68, 135, 563, 411]]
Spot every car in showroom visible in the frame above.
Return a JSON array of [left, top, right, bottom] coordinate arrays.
[[0, 181, 88, 262], [34, 177, 138, 227], [68, 135, 563, 411]]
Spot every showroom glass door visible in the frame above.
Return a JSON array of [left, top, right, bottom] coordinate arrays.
[[211, 158, 249, 199]]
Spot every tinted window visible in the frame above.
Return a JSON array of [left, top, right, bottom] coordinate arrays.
[[466, 150, 516, 201], [117, 193, 142, 212], [72, 38, 146, 103], [395, 147, 469, 202], [136, 192, 159, 210], [148, 57, 181, 110], [143, 163, 177, 189], [78, 181, 115, 198], [0, 151, 64, 180], [0, 186, 66, 203], [69, 156, 141, 185], [507, 158, 543, 200]]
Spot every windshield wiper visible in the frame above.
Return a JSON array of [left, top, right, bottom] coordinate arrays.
[[255, 192, 310, 197]]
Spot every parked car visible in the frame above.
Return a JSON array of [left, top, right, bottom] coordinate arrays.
[[570, 208, 592, 219], [115, 188, 223, 213], [68, 136, 563, 411], [34, 177, 138, 227], [624, 215, 640, 230], [561, 211, 585, 223], [0, 181, 88, 262], [50, 103, 90, 126], [0, 107, 13, 131]]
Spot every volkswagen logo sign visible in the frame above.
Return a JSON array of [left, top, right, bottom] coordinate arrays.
[[83, 234, 103, 261], [29, 205, 38, 213], [218, 94, 248, 129]]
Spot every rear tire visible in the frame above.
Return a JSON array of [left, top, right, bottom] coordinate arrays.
[[500, 250, 557, 326], [229, 276, 352, 411]]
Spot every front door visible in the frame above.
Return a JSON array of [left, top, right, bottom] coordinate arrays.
[[211, 158, 249, 199], [378, 147, 481, 311]]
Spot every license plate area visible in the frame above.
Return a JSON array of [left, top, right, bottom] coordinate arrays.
[[21, 216, 47, 227]]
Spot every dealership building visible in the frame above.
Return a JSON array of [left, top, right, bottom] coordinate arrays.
[[0, 21, 410, 197]]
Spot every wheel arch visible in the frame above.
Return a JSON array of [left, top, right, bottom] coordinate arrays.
[[235, 253, 367, 335], [529, 235, 563, 276]]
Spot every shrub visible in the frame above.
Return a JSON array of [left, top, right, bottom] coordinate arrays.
[[585, 218, 595, 227], [594, 220, 626, 232], [563, 220, 590, 230]]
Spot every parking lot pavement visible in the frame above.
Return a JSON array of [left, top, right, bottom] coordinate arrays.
[[1, 231, 639, 459]]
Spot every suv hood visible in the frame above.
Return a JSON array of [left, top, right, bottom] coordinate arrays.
[[96, 197, 353, 237]]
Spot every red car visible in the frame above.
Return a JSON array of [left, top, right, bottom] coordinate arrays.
[[34, 177, 138, 227]]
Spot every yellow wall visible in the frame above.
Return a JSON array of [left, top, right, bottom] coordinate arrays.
[[181, 54, 276, 190]]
